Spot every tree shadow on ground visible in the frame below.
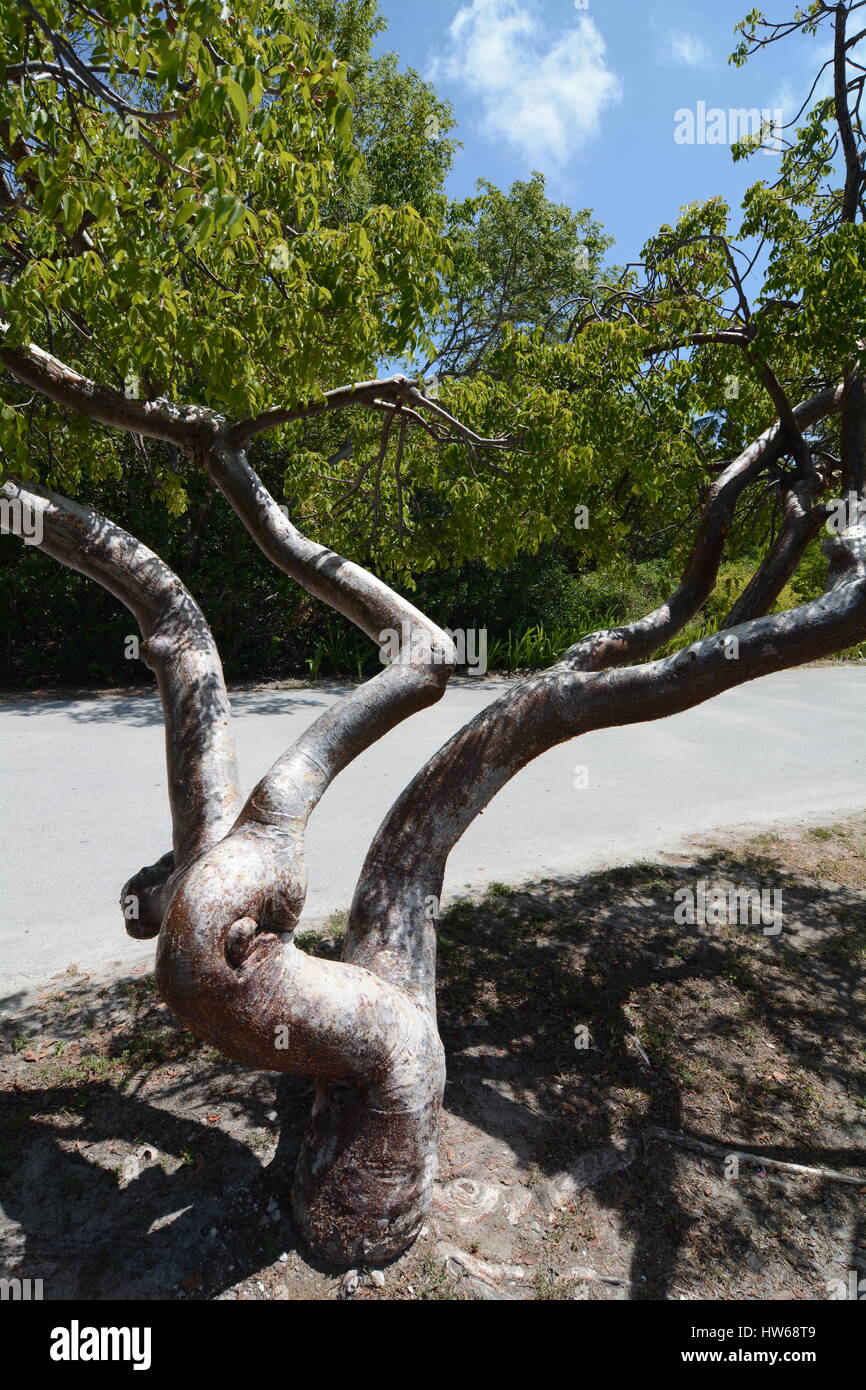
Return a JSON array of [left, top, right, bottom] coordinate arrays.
[[1, 825, 864, 1299], [0, 1024, 325, 1297], [0, 687, 334, 727], [434, 838, 866, 1298]]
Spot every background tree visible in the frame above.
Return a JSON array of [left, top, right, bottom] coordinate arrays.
[[3, 0, 866, 1263], [0, 3, 616, 685], [424, 173, 612, 380]]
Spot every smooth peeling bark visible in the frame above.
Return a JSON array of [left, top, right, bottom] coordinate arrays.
[[154, 658, 454, 1077], [238, 676, 449, 1261], [148, 435, 459, 1262], [153, 809, 445, 1262], [154, 715, 447, 1262], [202, 438, 456, 657], [1, 479, 241, 876], [291, 1032, 445, 1265], [0, 333, 214, 450], [348, 522, 866, 1003]]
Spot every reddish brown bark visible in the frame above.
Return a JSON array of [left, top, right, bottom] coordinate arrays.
[[4, 334, 866, 1265]]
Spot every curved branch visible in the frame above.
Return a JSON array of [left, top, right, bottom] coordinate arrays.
[[642, 329, 755, 357], [228, 375, 429, 446], [0, 331, 216, 450], [16, 1, 184, 124], [227, 374, 513, 451], [561, 382, 843, 671], [348, 517, 866, 987], [154, 435, 457, 1083], [204, 438, 454, 655], [835, 1, 863, 223], [1, 479, 241, 878], [841, 366, 866, 495], [724, 481, 828, 627], [187, 436, 456, 919], [3, 61, 95, 96]]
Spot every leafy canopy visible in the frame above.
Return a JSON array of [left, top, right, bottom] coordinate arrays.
[[4, 0, 865, 591], [0, 0, 444, 462]]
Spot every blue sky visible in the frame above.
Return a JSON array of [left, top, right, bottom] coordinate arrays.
[[373, 0, 830, 264]]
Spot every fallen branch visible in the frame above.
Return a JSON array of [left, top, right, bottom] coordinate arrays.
[[648, 1128, 866, 1187]]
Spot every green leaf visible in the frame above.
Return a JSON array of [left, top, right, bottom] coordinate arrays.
[[224, 79, 249, 130]]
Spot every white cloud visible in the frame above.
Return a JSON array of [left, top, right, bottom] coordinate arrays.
[[660, 29, 712, 68], [429, 0, 621, 166], [769, 79, 795, 126]]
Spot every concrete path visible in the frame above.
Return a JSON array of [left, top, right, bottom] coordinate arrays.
[[1, 668, 863, 1000]]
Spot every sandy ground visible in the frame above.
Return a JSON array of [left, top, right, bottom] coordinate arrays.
[[1, 813, 864, 1301]]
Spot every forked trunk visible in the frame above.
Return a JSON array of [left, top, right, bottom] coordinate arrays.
[[6, 353, 866, 1272]]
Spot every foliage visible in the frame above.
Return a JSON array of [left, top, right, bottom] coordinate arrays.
[[3, 1, 866, 686], [427, 173, 613, 377], [0, 0, 444, 498]]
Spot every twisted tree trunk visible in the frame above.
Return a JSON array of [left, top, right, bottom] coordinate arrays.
[[2, 406, 457, 1263], [3, 338, 866, 1266]]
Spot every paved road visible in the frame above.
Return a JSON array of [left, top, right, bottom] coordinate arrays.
[[1, 668, 864, 1000]]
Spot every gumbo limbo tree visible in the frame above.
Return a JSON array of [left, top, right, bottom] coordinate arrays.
[[3, 0, 866, 1265]]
